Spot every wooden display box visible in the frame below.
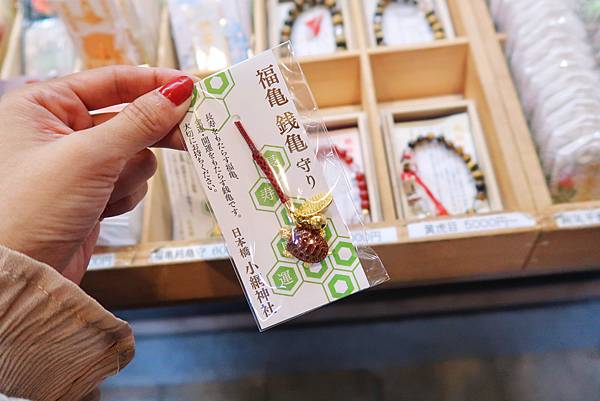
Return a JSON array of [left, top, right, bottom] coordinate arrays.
[[320, 110, 384, 222], [466, 0, 600, 272], [0, 0, 559, 309], [77, 0, 544, 308], [381, 99, 504, 219], [0, 3, 167, 79]]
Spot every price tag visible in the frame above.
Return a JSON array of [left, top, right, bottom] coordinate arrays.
[[351, 227, 398, 245], [555, 209, 600, 228], [88, 253, 116, 270], [407, 212, 536, 238], [149, 243, 229, 264]]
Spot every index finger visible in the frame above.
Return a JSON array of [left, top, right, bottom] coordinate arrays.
[[58, 65, 191, 111]]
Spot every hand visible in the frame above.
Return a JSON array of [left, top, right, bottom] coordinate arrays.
[[0, 66, 194, 283]]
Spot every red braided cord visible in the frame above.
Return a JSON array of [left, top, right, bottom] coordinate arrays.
[[234, 120, 289, 204]]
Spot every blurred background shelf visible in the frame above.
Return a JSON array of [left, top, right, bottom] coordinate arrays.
[[1, 0, 598, 310]]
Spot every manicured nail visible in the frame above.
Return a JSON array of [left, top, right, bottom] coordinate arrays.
[[159, 76, 194, 106]]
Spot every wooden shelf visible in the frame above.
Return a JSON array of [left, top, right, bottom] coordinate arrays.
[[2, 0, 599, 309], [75, 0, 540, 304], [466, 0, 600, 272]]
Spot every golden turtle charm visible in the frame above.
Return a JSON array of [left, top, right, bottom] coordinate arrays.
[[280, 193, 332, 264], [234, 120, 333, 265]]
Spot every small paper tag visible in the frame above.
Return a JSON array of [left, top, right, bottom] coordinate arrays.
[[88, 253, 116, 270], [407, 212, 536, 238], [555, 208, 600, 228], [351, 227, 398, 245], [149, 243, 229, 264], [179, 48, 372, 330]]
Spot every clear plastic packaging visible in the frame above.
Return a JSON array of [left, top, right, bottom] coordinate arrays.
[[361, 0, 455, 47], [577, 0, 600, 65], [97, 202, 144, 247], [19, 0, 76, 78], [178, 42, 388, 330], [270, 0, 352, 57], [490, 0, 600, 202], [550, 131, 600, 203], [52, 0, 144, 68], [383, 109, 499, 219], [308, 116, 381, 225], [168, 0, 252, 71], [23, 17, 75, 77], [162, 148, 221, 240]]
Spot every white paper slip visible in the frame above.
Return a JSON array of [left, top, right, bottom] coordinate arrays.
[[179, 47, 376, 330], [555, 209, 600, 228], [149, 243, 229, 264], [351, 227, 398, 245], [88, 253, 116, 270], [407, 212, 536, 238]]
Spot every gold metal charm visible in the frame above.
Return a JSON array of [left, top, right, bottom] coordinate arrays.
[[280, 192, 332, 264], [234, 120, 333, 265]]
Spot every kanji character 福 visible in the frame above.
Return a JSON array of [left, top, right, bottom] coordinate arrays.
[[266, 88, 289, 107], [256, 64, 279, 89], [275, 112, 299, 135]]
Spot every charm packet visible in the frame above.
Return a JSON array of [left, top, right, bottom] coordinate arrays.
[[52, 0, 144, 68], [178, 42, 388, 330]]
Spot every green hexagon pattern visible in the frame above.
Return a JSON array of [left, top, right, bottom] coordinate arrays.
[[331, 237, 359, 271], [249, 178, 279, 212], [196, 97, 230, 132], [275, 200, 303, 227], [299, 258, 333, 284], [189, 85, 201, 110], [268, 262, 302, 296], [201, 71, 235, 99], [255, 145, 290, 176], [324, 218, 338, 245], [324, 271, 358, 301], [271, 233, 296, 263]]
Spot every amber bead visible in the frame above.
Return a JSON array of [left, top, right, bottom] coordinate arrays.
[[286, 227, 329, 263]]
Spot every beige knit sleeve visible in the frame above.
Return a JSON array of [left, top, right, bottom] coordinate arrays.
[[0, 245, 134, 401]]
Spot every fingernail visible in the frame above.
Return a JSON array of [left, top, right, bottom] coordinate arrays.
[[159, 76, 194, 106]]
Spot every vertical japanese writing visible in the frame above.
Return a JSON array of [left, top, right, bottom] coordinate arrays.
[[186, 122, 216, 193], [256, 64, 316, 190], [200, 112, 240, 217], [233, 227, 274, 318]]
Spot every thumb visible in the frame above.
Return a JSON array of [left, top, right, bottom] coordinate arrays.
[[86, 75, 194, 157]]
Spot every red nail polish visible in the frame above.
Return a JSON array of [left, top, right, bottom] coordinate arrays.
[[159, 76, 194, 106]]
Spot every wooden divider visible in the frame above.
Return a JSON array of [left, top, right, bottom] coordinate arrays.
[[466, 0, 600, 272], [79, 0, 547, 308], [2, 0, 583, 308]]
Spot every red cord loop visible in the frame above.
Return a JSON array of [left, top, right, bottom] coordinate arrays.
[[234, 120, 289, 204]]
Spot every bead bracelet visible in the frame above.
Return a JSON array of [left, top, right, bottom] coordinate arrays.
[[374, 0, 446, 46], [401, 133, 487, 217], [280, 0, 347, 50], [317, 145, 371, 218]]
